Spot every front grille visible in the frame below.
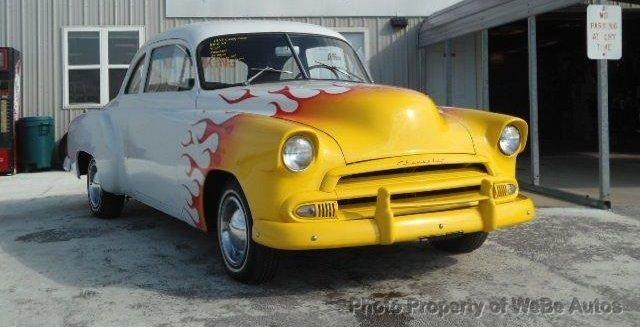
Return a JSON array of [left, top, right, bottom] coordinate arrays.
[[338, 185, 481, 206], [338, 163, 488, 183], [316, 202, 336, 218], [333, 163, 491, 220], [494, 184, 510, 197]]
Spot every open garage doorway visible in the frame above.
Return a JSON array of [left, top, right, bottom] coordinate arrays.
[[488, 7, 640, 206]]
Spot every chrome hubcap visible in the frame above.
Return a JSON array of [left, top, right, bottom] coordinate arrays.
[[88, 162, 102, 209], [219, 193, 249, 270]]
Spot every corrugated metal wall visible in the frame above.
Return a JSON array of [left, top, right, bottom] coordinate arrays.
[[0, 0, 427, 141]]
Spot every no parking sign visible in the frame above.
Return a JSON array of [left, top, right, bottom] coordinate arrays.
[[587, 4, 622, 60]]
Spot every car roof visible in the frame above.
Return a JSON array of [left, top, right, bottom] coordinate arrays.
[[146, 20, 346, 50]]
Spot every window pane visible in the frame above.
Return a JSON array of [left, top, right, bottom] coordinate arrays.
[[289, 34, 369, 83], [146, 45, 194, 93], [126, 56, 146, 94], [340, 32, 366, 62], [69, 69, 100, 104], [109, 68, 128, 100], [68, 31, 99, 65], [109, 31, 140, 65]]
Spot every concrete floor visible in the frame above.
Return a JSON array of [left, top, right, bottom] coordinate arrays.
[[1, 172, 639, 327], [517, 152, 640, 208]]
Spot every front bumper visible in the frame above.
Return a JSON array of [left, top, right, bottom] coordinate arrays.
[[253, 193, 535, 250]]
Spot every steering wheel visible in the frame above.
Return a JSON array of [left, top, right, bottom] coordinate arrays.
[[295, 65, 341, 79]]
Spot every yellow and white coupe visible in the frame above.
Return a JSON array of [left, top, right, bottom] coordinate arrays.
[[66, 21, 535, 283]]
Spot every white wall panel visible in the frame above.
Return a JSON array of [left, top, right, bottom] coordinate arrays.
[[165, 0, 464, 18], [425, 33, 479, 108]]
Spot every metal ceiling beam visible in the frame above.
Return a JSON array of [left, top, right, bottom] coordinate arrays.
[[419, 0, 586, 47]]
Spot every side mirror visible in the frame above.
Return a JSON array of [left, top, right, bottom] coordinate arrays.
[[177, 78, 196, 91]]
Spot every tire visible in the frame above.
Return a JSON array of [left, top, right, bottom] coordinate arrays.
[[213, 179, 279, 284], [56, 133, 68, 170], [430, 232, 488, 254], [87, 158, 125, 219]]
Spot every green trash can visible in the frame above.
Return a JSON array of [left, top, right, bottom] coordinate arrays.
[[18, 116, 55, 172]]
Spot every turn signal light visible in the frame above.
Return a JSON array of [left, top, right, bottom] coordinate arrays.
[[296, 204, 317, 217]]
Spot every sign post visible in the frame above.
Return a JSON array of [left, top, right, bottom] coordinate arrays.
[[587, 4, 621, 207]]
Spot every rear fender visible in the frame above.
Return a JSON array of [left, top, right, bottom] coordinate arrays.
[[66, 111, 126, 194]]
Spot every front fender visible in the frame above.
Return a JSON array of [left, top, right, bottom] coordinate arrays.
[[441, 107, 529, 177], [211, 114, 346, 222], [67, 110, 126, 194]]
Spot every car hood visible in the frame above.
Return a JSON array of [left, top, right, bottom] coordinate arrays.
[[203, 81, 476, 163]]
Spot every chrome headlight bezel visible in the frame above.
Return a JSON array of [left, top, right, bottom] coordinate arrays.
[[498, 125, 521, 156], [282, 135, 315, 172]]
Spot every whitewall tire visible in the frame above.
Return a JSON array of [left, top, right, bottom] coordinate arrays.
[[214, 179, 279, 284]]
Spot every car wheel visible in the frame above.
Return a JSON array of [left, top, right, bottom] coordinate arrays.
[[215, 179, 279, 284], [430, 232, 488, 254], [87, 158, 125, 219]]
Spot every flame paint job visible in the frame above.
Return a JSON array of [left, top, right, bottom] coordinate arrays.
[[178, 83, 351, 229]]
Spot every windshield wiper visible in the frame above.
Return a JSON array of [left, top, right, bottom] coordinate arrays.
[[245, 66, 293, 85], [313, 61, 365, 82]]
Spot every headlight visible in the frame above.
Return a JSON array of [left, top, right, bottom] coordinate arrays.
[[498, 125, 521, 156], [283, 135, 314, 172]]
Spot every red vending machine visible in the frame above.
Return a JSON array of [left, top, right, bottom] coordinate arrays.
[[0, 47, 21, 175]]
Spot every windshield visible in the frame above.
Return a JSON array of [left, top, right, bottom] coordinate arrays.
[[197, 33, 370, 90]]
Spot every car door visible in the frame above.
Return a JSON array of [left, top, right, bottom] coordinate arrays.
[[109, 51, 149, 195], [123, 41, 198, 219]]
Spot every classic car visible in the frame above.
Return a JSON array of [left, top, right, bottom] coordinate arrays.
[[65, 21, 535, 284]]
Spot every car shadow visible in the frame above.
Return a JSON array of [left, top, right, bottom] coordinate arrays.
[[0, 192, 458, 300]]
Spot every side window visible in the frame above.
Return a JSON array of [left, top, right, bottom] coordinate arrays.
[[145, 45, 194, 93], [125, 55, 146, 94]]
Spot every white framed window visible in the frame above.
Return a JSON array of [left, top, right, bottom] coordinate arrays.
[[62, 26, 144, 109], [334, 27, 370, 70]]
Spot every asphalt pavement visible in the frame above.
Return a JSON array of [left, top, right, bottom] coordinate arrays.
[[1, 172, 638, 326]]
